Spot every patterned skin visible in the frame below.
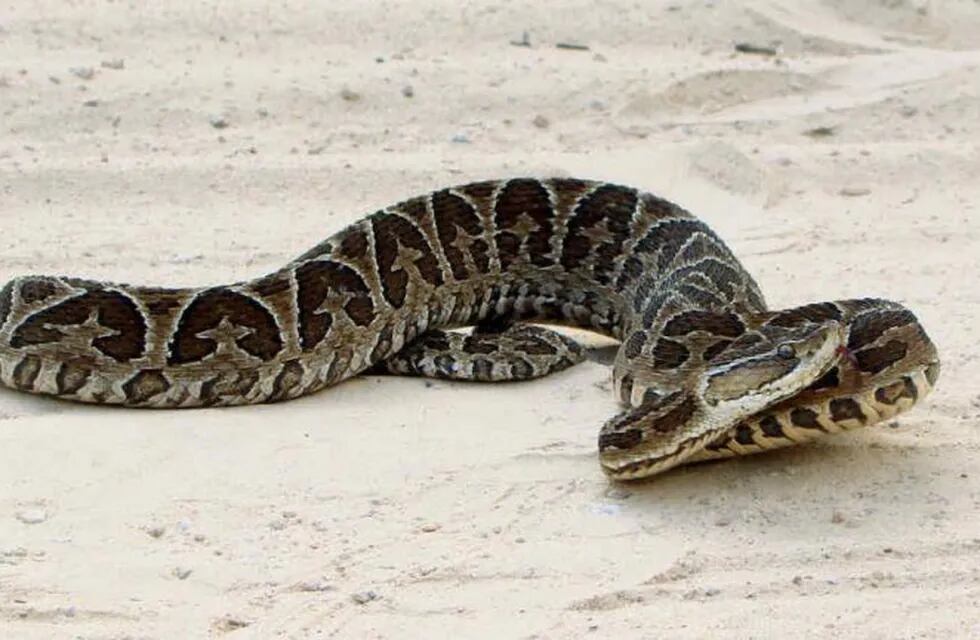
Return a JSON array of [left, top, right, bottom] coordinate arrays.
[[0, 179, 940, 480]]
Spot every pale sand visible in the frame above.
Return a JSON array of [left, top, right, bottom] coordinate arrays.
[[1, 1, 979, 638]]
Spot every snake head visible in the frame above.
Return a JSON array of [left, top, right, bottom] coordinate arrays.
[[698, 320, 846, 426], [602, 319, 845, 480]]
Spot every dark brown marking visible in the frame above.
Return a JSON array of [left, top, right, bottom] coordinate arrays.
[[369, 325, 394, 363], [734, 424, 755, 445], [767, 302, 842, 327], [790, 407, 822, 429], [829, 398, 865, 423], [432, 190, 491, 281], [493, 179, 555, 270], [678, 283, 725, 310], [668, 257, 744, 301], [639, 191, 681, 220], [854, 340, 908, 375], [122, 369, 171, 404], [233, 370, 260, 397], [270, 360, 304, 402], [847, 309, 916, 351], [652, 338, 689, 369], [702, 338, 732, 363], [55, 361, 92, 395], [10, 289, 147, 362], [459, 180, 498, 202], [561, 184, 636, 284], [648, 393, 697, 435], [759, 415, 784, 438], [623, 331, 647, 359], [615, 256, 644, 290], [12, 355, 42, 389], [514, 334, 560, 356], [509, 357, 534, 379], [251, 272, 292, 298], [198, 376, 221, 406], [459, 333, 497, 355], [662, 310, 745, 338], [634, 219, 705, 271], [0, 281, 12, 328], [807, 367, 840, 392], [338, 227, 370, 261], [19, 278, 58, 304], [598, 427, 644, 451], [875, 380, 906, 405], [469, 357, 492, 380], [294, 260, 376, 351], [433, 354, 456, 377], [371, 211, 444, 308], [168, 288, 282, 365], [618, 373, 634, 405]]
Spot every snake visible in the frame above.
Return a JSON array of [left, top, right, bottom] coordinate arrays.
[[0, 178, 940, 480]]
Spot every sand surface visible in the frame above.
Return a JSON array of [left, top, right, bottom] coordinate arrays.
[[2, 1, 979, 638]]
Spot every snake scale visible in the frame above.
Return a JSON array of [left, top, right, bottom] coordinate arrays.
[[0, 178, 940, 480]]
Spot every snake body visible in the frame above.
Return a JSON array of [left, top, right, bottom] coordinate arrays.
[[0, 178, 940, 480]]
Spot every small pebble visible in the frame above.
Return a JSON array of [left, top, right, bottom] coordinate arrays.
[[604, 487, 632, 500], [839, 187, 871, 197], [82, 99, 99, 107], [296, 579, 334, 592], [209, 115, 229, 129], [450, 133, 471, 144], [215, 617, 250, 631], [146, 526, 165, 539], [515, 536, 526, 544], [351, 590, 378, 605], [172, 567, 193, 580], [64, 605, 76, 618], [792, 575, 803, 586], [256, 107, 269, 118], [803, 125, 837, 138], [15, 509, 47, 525], [532, 114, 550, 128], [69, 67, 95, 80], [420, 523, 441, 533], [100, 59, 125, 70], [339, 87, 361, 102], [704, 587, 721, 597], [401, 85, 414, 98], [831, 511, 846, 524]]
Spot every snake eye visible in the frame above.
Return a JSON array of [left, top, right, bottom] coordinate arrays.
[[776, 344, 796, 359]]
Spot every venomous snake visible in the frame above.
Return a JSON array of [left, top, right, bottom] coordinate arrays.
[[0, 178, 940, 480]]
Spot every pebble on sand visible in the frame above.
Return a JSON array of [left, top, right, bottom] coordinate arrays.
[[15, 509, 47, 525], [69, 67, 95, 80], [340, 87, 362, 102]]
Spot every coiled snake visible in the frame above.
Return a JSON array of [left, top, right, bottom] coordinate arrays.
[[0, 179, 940, 480]]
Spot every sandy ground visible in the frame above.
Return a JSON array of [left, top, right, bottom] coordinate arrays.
[[1, 1, 979, 638]]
